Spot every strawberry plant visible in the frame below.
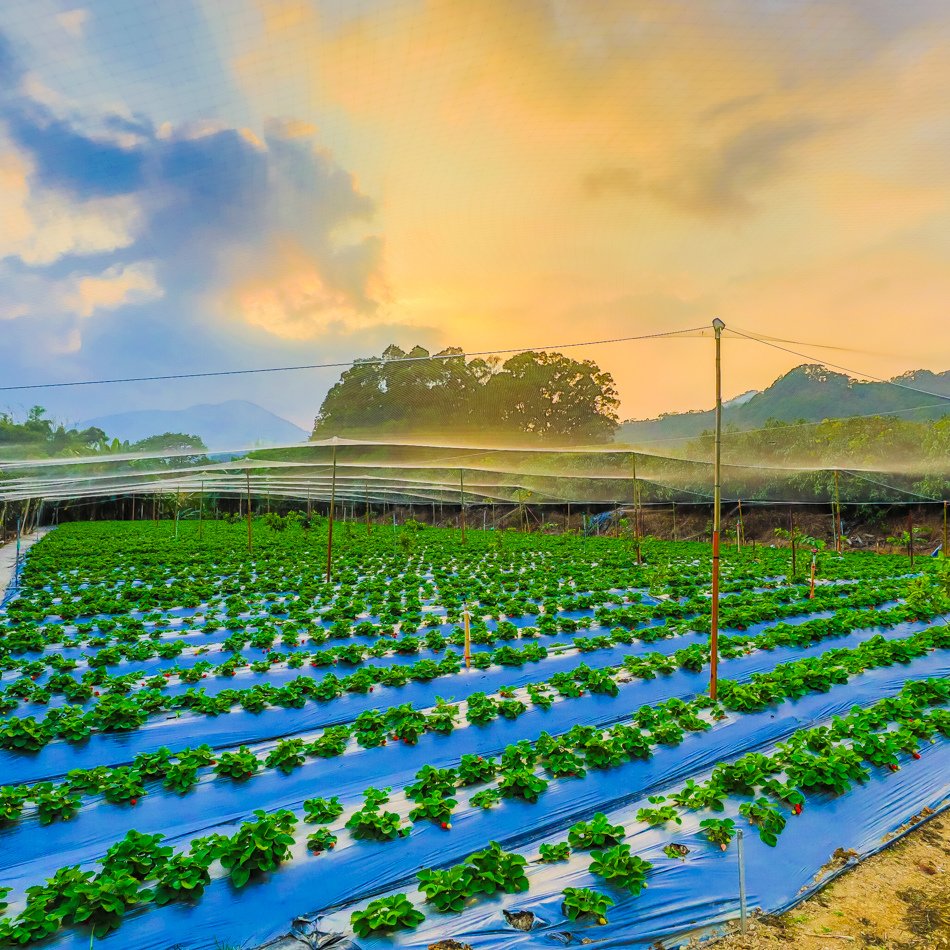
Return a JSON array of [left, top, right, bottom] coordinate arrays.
[[470, 787, 502, 809], [589, 844, 652, 895], [458, 754, 497, 785], [216, 809, 298, 887], [417, 865, 476, 912], [538, 842, 571, 862], [464, 841, 528, 895], [101, 768, 146, 805], [303, 796, 343, 824], [307, 828, 338, 853], [409, 793, 457, 827], [103, 831, 172, 880], [498, 768, 548, 803], [264, 738, 307, 773], [32, 784, 81, 824], [351, 894, 424, 938], [562, 886, 614, 923], [153, 853, 213, 904], [214, 746, 261, 780], [700, 818, 736, 850], [739, 798, 787, 847], [636, 796, 682, 826], [568, 813, 625, 849]]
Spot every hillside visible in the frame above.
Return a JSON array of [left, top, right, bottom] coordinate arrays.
[[618, 364, 950, 443], [80, 401, 308, 451]]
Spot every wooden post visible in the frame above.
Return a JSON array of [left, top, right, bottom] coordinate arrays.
[[326, 444, 338, 582], [710, 318, 725, 701], [672, 501, 677, 541], [809, 551, 816, 598], [365, 482, 371, 533], [245, 470, 253, 553], [790, 509, 797, 579], [908, 510, 914, 568], [463, 604, 471, 669], [198, 480, 204, 539], [459, 469, 466, 543], [737, 498, 745, 550]]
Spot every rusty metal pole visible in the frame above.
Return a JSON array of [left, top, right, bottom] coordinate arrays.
[[710, 318, 725, 701]]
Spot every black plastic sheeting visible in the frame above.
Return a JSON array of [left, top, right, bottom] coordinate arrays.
[[11, 641, 948, 950]]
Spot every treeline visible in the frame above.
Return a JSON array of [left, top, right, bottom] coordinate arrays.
[[0, 407, 207, 465]]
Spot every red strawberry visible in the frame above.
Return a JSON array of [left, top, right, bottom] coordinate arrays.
[[311, 848, 321, 855], [888, 764, 900, 772], [719, 843, 727, 852], [94, 690, 100, 696], [440, 822, 452, 830], [130, 798, 137, 806], [912, 752, 922, 760], [792, 803, 802, 815]]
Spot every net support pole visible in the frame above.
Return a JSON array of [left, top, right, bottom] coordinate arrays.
[[198, 480, 204, 540], [460, 469, 466, 544], [326, 444, 338, 582], [365, 482, 371, 533], [833, 469, 842, 553], [790, 508, 797, 579], [631, 451, 642, 564], [245, 470, 253, 553], [672, 501, 677, 542], [908, 510, 914, 568], [710, 317, 725, 702], [737, 498, 744, 550], [737, 829, 748, 933], [944, 500, 947, 559], [463, 604, 471, 669]]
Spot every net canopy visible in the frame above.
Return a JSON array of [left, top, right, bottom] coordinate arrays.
[[1, 430, 948, 511]]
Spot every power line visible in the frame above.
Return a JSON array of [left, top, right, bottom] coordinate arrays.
[[0, 326, 708, 392], [727, 326, 950, 404]]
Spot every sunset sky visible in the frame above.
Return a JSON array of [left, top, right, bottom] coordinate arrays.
[[1, 0, 949, 430]]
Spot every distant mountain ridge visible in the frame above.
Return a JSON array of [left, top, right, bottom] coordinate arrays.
[[617, 364, 950, 443], [80, 401, 308, 451]]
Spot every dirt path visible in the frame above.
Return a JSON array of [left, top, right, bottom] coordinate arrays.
[[708, 813, 950, 950]]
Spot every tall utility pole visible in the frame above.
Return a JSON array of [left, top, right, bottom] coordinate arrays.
[[459, 469, 466, 543], [709, 318, 725, 701], [326, 444, 338, 582], [245, 470, 253, 553]]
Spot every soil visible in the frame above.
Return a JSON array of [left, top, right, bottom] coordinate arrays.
[[702, 814, 950, 950]]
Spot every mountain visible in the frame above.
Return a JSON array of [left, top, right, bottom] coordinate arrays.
[[80, 401, 308, 451], [617, 364, 950, 443]]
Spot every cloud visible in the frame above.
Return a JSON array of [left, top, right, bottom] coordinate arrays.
[[0, 51, 387, 356], [584, 118, 826, 219], [64, 262, 162, 318]]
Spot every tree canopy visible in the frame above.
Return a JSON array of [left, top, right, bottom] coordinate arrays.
[[311, 345, 620, 444]]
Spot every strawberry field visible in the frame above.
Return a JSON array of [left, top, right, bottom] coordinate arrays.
[[0, 520, 948, 949]]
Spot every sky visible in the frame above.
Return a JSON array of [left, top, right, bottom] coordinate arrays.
[[1, 0, 949, 432]]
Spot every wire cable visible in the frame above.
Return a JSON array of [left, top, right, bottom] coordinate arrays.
[[727, 326, 950, 404], [0, 326, 708, 392]]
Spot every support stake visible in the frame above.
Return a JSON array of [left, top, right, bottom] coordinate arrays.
[[737, 829, 748, 934], [326, 444, 338, 582]]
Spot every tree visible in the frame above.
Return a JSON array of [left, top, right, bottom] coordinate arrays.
[[129, 433, 208, 468], [312, 345, 619, 444]]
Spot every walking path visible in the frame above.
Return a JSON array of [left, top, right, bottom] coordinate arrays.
[[0, 527, 53, 604]]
